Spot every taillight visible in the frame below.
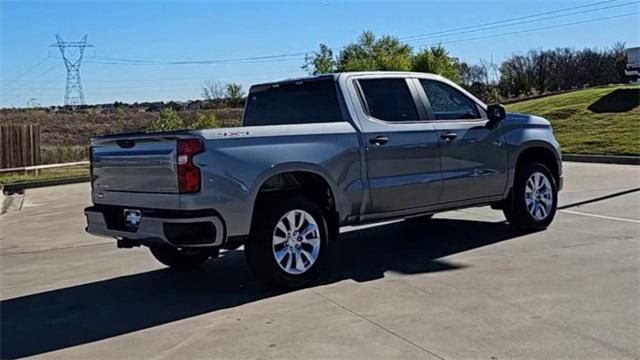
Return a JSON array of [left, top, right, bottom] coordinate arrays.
[[177, 139, 204, 193]]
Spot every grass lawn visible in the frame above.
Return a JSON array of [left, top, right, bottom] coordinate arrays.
[[0, 165, 89, 185], [506, 84, 640, 156]]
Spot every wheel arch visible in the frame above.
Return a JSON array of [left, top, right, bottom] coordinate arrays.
[[250, 164, 341, 239], [512, 143, 561, 189]]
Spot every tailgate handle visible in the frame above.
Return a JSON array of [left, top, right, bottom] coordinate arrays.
[[116, 140, 135, 148]]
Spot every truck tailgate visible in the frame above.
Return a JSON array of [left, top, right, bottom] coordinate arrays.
[[91, 136, 178, 193]]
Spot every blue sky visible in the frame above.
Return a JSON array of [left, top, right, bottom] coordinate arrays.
[[1, 0, 638, 107]]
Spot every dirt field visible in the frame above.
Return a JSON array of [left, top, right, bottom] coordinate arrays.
[[0, 107, 243, 146]]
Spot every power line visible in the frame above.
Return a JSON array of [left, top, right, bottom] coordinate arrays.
[[86, 57, 305, 66], [85, 52, 308, 66], [2, 76, 65, 103], [3, 71, 304, 99], [418, 11, 639, 47], [400, 0, 622, 41], [405, 0, 639, 42], [2, 74, 297, 85], [2, 70, 304, 96], [1, 63, 60, 96], [1, 57, 51, 84]]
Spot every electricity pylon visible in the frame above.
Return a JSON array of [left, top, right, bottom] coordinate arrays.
[[51, 34, 93, 106]]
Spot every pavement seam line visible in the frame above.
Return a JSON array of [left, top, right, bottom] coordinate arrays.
[[0, 242, 112, 256], [558, 187, 640, 210], [560, 209, 640, 224], [310, 289, 447, 360]]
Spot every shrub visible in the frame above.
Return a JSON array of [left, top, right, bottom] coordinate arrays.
[[148, 108, 184, 131], [190, 112, 219, 129], [41, 145, 89, 164]]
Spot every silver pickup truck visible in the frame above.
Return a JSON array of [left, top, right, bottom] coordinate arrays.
[[85, 71, 562, 287]]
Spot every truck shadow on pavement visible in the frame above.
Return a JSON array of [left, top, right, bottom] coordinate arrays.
[[1, 218, 521, 359]]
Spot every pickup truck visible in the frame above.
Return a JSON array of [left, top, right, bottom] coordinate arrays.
[[84, 71, 563, 288]]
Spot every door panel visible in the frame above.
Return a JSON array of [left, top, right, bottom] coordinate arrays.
[[417, 79, 507, 203], [365, 127, 442, 212], [434, 122, 507, 202], [351, 77, 443, 213]]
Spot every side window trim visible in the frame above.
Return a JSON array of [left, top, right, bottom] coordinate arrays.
[[406, 78, 429, 121], [354, 77, 431, 124], [354, 79, 372, 116], [409, 78, 434, 120]]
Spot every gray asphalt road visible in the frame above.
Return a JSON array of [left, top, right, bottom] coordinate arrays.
[[1, 162, 639, 360]]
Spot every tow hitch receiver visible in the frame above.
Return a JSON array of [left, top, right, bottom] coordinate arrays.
[[117, 238, 141, 248]]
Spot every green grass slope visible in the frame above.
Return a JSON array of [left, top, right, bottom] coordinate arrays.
[[507, 85, 640, 156]]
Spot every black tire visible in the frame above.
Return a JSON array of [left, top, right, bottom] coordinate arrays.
[[149, 246, 217, 269], [245, 193, 329, 288], [405, 214, 434, 223], [503, 162, 558, 232]]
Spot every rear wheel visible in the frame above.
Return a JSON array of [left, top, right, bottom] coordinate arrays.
[[149, 246, 217, 269], [503, 162, 557, 231], [245, 194, 329, 288]]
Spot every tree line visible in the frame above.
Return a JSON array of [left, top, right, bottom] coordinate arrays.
[[302, 31, 632, 102], [201, 81, 245, 108]]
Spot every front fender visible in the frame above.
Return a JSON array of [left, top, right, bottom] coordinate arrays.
[[502, 116, 562, 195]]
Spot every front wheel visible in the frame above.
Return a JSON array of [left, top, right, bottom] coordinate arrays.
[[503, 162, 558, 231], [149, 246, 217, 269], [245, 194, 329, 288]]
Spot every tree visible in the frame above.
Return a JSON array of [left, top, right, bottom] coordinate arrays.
[[225, 82, 245, 107], [202, 80, 225, 108], [336, 31, 413, 72], [460, 62, 487, 87], [612, 42, 629, 83], [498, 54, 534, 98], [411, 45, 462, 83], [303, 44, 335, 75]]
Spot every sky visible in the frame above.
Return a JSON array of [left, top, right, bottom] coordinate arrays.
[[1, 0, 639, 107]]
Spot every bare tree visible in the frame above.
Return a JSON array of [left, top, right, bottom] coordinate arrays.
[[202, 80, 225, 108], [225, 82, 245, 107]]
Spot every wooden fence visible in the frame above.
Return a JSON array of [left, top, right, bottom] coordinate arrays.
[[0, 124, 41, 169]]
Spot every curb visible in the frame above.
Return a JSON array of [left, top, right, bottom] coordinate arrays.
[[562, 154, 640, 165], [1, 176, 90, 193]]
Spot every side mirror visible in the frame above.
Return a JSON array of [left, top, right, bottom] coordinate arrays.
[[487, 104, 506, 124]]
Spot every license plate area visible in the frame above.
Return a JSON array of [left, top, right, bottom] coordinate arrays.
[[124, 209, 142, 230]]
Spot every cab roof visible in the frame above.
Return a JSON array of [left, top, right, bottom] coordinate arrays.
[[250, 71, 446, 89]]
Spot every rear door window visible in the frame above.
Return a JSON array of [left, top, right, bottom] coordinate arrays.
[[358, 78, 419, 122], [243, 79, 344, 126], [419, 80, 480, 120]]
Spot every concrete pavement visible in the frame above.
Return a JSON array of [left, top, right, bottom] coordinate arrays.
[[1, 162, 639, 359]]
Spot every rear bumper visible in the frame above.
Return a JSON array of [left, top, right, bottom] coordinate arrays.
[[84, 206, 225, 247]]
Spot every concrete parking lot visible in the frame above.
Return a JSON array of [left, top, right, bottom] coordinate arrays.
[[1, 162, 639, 359]]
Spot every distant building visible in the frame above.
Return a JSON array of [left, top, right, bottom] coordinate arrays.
[[625, 47, 640, 78]]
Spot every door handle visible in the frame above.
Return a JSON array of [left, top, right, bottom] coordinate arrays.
[[369, 136, 390, 146], [440, 132, 458, 141]]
